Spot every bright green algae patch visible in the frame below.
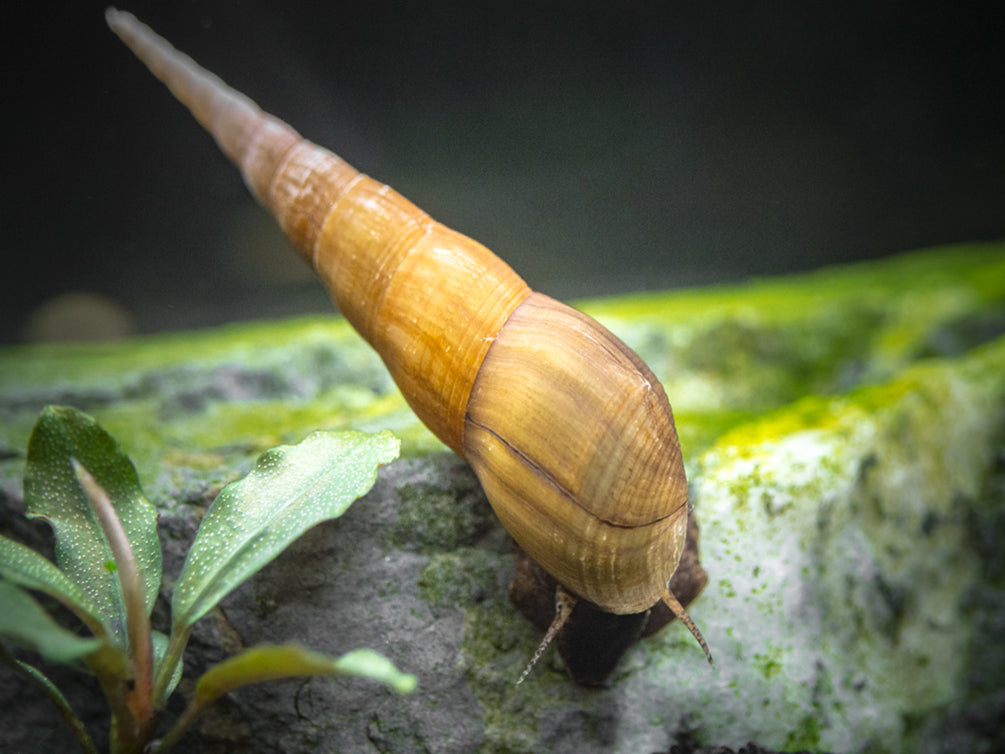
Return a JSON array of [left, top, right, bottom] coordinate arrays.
[[586, 242, 1005, 327], [589, 241, 1005, 429]]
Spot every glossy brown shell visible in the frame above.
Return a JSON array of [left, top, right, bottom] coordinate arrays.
[[107, 9, 690, 616], [465, 293, 689, 612]]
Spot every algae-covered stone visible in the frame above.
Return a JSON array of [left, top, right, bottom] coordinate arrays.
[[666, 341, 1004, 751], [0, 243, 1003, 753]]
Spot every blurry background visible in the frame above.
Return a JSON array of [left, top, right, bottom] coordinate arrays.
[[3, 1, 1003, 343]]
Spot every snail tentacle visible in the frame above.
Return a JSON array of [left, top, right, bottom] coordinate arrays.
[[661, 588, 714, 666], [517, 586, 578, 685]]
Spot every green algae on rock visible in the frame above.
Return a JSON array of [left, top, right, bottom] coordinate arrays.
[[2, 243, 1001, 493], [1, 242, 1003, 753], [681, 335, 1004, 751]]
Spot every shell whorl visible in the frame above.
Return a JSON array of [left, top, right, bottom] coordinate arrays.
[[464, 292, 689, 612], [106, 9, 530, 453]]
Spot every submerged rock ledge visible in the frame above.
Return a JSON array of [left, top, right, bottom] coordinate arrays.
[[1, 242, 1003, 753]]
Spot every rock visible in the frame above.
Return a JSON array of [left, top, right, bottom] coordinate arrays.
[[22, 291, 138, 344], [0, 243, 1003, 753]]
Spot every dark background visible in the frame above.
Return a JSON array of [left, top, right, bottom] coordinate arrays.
[[3, 1, 1003, 343]]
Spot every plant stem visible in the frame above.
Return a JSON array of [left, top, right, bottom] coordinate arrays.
[[150, 698, 202, 754], [0, 645, 99, 754], [73, 460, 155, 726], [152, 625, 190, 707]]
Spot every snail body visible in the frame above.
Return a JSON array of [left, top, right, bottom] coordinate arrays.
[[106, 9, 711, 674]]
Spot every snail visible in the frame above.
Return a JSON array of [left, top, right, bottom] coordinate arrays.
[[106, 8, 712, 682]]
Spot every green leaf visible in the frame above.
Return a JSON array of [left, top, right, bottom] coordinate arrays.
[[0, 645, 100, 754], [156, 643, 413, 753], [0, 581, 106, 664], [171, 430, 399, 632], [0, 535, 105, 637], [152, 629, 183, 700], [194, 644, 417, 704], [323, 647, 419, 694], [22, 406, 162, 646]]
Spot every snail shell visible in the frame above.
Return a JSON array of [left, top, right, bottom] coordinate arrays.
[[106, 8, 711, 673]]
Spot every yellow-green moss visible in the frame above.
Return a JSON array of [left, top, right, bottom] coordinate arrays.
[[0, 315, 358, 387], [711, 331, 1005, 460], [580, 242, 1005, 324]]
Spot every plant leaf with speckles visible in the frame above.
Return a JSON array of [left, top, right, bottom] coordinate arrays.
[[22, 406, 162, 647], [171, 430, 400, 633]]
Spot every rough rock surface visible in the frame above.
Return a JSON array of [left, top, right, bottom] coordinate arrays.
[[1, 243, 1003, 753]]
